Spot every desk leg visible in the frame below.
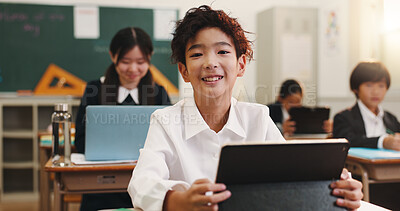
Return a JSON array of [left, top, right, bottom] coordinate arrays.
[[54, 173, 64, 211], [40, 147, 50, 211], [346, 161, 370, 202], [360, 166, 370, 202]]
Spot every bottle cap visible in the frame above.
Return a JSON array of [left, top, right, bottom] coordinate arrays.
[[54, 103, 68, 112]]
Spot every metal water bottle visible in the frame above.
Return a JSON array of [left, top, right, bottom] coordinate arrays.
[[51, 103, 72, 166]]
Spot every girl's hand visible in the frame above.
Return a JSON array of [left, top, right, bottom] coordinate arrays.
[[331, 168, 363, 210], [323, 119, 333, 133], [282, 120, 296, 137], [163, 178, 231, 211]]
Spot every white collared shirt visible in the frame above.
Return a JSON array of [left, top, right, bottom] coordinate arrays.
[[118, 86, 139, 104], [128, 97, 285, 210], [357, 100, 387, 148]]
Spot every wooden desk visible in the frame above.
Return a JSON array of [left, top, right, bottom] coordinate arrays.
[[345, 155, 400, 202], [286, 133, 329, 139], [39, 132, 75, 211], [44, 158, 135, 211]]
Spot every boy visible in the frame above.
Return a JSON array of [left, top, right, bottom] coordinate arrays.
[[128, 5, 362, 210], [333, 61, 400, 150], [268, 79, 332, 136]]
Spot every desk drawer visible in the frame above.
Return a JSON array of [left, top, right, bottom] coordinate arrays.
[[61, 171, 131, 191], [364, 163, 400, 180]]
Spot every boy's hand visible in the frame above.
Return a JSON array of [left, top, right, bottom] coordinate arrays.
[[163, 178, 231, 211], [383, 134, 400, 151], [282, 120, 296, 136], [330, 168, 363, 210]]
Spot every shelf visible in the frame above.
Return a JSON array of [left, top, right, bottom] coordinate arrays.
[[3, 168, 35, 193], [3, 161, 35, 169], [0, 192, 39, 202], [2, 130, 34, 138], [0, 97, 80, 200], [2, 106, 33, 131], [3, 138, 33, 163]]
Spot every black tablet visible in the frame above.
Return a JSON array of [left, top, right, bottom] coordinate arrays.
[[215, 139, 349, 185], [288, 106, 330, 134]]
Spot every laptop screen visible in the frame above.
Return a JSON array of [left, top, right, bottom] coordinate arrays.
[[85, 105, 167, 161]]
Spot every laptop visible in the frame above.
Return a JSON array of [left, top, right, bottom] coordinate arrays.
[[85, 105, 167, 161], [216, 139, 349, 210], [288, 106, 330, 134]]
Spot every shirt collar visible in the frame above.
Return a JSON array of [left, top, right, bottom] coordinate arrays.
[[223, 98, 247, 138], [118, 86, 139, 104], [357, 99, 384, 120], [183, 97, 246, 141]]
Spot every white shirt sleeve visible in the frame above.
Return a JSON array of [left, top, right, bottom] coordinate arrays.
[[377, 134, 388, 149], [127, 113, 189, 210]]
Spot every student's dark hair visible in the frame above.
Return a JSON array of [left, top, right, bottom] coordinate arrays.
[[350, 61, 391, 98], [101, 27, 155, 105], [278, 79, 303, 99], [171, 5, 253, 65]]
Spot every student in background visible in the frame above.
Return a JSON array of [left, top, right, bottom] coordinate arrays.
[[268, 79, 332, 136], [75, 27, 171, 211], [128, 5, 362, 210], [333, 61, 400, 150]]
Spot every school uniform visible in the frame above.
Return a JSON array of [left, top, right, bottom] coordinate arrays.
[[267, 101, 289, 133], [75, 78, 171, 211], [128, 97, 285, 210], [333, 100, 400, 148]]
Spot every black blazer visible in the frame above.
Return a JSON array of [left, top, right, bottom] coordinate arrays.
[[267, 101, 284, 124], [74, 79, 171, 153], [333, 103, 400, 148]]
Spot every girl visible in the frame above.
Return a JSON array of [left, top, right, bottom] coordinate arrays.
[[75, 27, 171, 211]]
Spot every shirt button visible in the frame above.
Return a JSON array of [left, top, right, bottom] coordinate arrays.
[[214, 153, 219, 159]]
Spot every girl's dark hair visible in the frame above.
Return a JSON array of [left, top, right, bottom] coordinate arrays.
[[101, 27, 155, 105], [171, 5, 253, 66], [279, 79, 303, 99], [350, 61, 391, 98]]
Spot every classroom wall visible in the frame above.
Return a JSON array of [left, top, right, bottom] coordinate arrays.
[[2, 0, 399, 117]]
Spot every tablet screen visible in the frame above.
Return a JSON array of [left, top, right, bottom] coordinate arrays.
[[215, 139, 349, 185], [289, 106, 330, 134]]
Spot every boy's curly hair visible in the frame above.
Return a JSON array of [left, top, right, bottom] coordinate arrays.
[[171, 5, 253, 65]]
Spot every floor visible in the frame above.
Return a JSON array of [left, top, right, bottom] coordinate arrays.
[[0, 200, 80, 211]]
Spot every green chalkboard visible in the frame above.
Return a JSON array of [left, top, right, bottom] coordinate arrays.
[[0, 3, 178, 92]]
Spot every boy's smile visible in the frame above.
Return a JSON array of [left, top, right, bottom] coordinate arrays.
[[178, 27, 246, 102]]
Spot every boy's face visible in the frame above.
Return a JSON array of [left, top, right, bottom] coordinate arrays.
[[178, 27, 246, 101], [356, 80, 388, 111]]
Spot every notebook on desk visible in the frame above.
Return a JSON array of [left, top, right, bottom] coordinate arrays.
[[85, 105, 167, 161], [289, 106, 330, 134], [349, 147, 400, 159], [216, 139, 349, 210]]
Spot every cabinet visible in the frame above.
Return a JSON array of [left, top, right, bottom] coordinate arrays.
[[0, 94, 80, 201], [256, 7, 318, 105]]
